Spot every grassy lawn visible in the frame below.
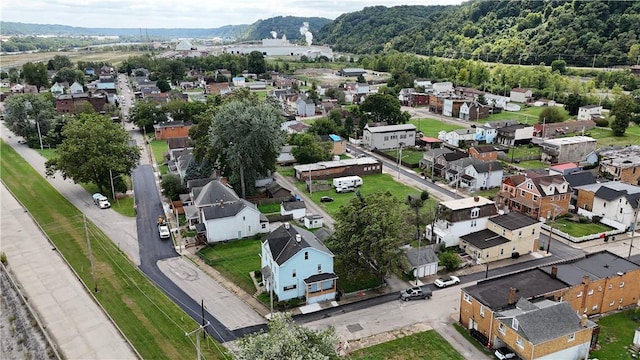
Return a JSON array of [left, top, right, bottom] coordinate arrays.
[[482, 105, 554, 125], [469, 187, 500, 200], [553, 218, 614, 237], [512, 159, 547, 170], [453, 323, 494, 356], [382, 148, 424, 166], [586, 124, 640, 147], [150, 139, 168, 164], [258, 202, 281, 214], [410, 118, 463, 138], [590, 308, 640, 360], [277, 166, 295, 178], [36, 148, 57, 159], [348, 330, 464, 360], [0, 141, 226, 359], [197, 238, 262, 295], [509, 145, 540, 159], [297, 173, 432, 218]]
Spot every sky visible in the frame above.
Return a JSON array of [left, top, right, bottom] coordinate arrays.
[[1, 0, 465, 29]]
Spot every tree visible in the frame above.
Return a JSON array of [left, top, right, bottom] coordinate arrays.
[[156, 78, 171, 92], [290, 133, 332, 164], [325, 87, 346, 104], [160, 174, 186, 201], [235, 313, 339, 360], [610, 94, 637, 136], [309, 117, 339, 135], [210, 99, 283, 197], [22, 62, 49, 88], [406, 195, 426, 241], [477, 94, 488, 105], [2, 93, 56, 142], [247, 51, 266, 75], [52, 67, 85, 85], [564, 93, 584, 116], [45, 114, 141, 194], [129, 101, 166, 131], [359, 93, 410, 125], [538, 106, 568, 124], [327, 191, 412, 280], [47, 55, 73, 70], [439, 251, 461, 271], [550, 59, 567, 75]]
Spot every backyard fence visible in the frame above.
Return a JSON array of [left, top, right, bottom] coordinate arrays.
[[372, 149, 421, 169]]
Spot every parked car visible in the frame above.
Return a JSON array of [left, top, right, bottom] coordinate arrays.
[[92, 193, 111, 209], [335, 186, 355, 193], [320, 196, 334, 202], [494, 347, 517, 360], [400, 286, 432, 301], [434, 275, 460, 288]]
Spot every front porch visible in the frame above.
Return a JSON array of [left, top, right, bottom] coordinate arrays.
[[304, 273, 338, 304]]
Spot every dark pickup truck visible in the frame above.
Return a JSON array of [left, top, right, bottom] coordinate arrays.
[[400, 286, 432, 301]]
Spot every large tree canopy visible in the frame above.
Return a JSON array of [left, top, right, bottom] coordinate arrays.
[[209, 99, 283, 197], [2, 93, 56, 142], [610, 93, 637, 136], [45, 113, 140, 194], [359, 93, 410, 125], [235, 313, 339, 360], [290, 133, 332, 164], [327, 191, 412, 280]]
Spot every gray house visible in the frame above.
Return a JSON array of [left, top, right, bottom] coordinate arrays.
[[362, 123, 416, 150], [448, 158, 503, 191], [539, 136, 597, 165]]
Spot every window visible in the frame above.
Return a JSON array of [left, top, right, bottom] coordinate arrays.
[[568, 333, 575, 342], [562, 194, 566, 200], [603, 203, 606, 208], [620, 281, 625, 288], [610, 300, 615, 306], [383, 136, 389, 141], [588, 289, 594, 295], [498, 323, 506, 335], [533, 195, 538, 201], [400, 134, 406, 139], [516, 336, 524, 349], [471, 208, 479, 218], [283, 284, 297, 291], [556, 195, 560, 201], [577, 291, 583, 298], [317, 264, 322, 272], [502, 229, 506, 236], [512, 318, 519, 330], [463, 293, 472, 303], [292, 270, 296, 278], [518, 230, 522, 237], [592, 304, 598, 311], [486, 252, 490, 258], [527, 183, 533, 190], [500, 248, 504, 255], [471, 220, 477, 227], [598, 286, 602, 292], [304, 251, 309, 260], [550, 197, 554, 202], [532, 228, 536, 235], [480, 305, 485, 317], [521, 190, 525, 196], [608, 283, 613, 289]]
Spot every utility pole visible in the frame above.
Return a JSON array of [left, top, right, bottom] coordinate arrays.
[[36, 121, 43, 150], [546, 207, 558, 255], [185, 321, 210, 360], [629, 199, 640, 259], [84, 215, 98, 293], [109, 169, 118, 205], [397, 142, 404, 180], [308, 169, 313, 195]]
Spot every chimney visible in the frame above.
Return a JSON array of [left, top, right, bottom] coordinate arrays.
[[474, 196, 480, 202], [581, 314, 588, 327], [508, 287, 517, 305], [582, 275, 590, 285], [296, 234, 302, 243], [284, 222, 290, 230], [550, 266, 558, 279]]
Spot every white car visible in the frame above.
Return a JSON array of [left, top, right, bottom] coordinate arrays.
[[434, 275, 460, 288], [494, 347, 517, 360], [158, 224, 171, 239], [92, 193, 111, 209]]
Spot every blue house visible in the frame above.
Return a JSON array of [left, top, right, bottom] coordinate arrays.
[[261, 223, 337, 304]]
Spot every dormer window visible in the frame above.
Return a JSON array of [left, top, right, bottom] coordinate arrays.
[[470, 208, 479, 218], [527, 183, 533, 190], [512, 318, 519, 330]]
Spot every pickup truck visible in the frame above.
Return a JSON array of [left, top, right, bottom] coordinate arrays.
[[92, 193, 111, 209], [157, 216, 171, 239], [400, 286, 432, 301]]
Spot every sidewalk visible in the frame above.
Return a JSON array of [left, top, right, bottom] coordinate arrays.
[[1, 184, 138, 360]]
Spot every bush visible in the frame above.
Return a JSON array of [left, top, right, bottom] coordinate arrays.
[[0, 251, 6, 265], [578, 216, 591, 224], [594, 118, 609, 127], [592, 216, 602, 223], [439, 251, 461, 271]]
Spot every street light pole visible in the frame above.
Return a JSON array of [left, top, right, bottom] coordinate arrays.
[[397, 142, 404, 180], [629, 199, 640, 259]]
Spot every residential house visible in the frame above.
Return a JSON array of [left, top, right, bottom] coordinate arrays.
[[247, 82, 267, 91], [484, 93, 509, 109], [319, 134, 347, 155], [443, 98, 466, 117], [84, 67, 96, 76], [338, 68, 366, 77], [459, 101, 490, 121], [459, 212, 540, 264], [294, 157, 382, 180], [509, 88, 533, 103], [409, 93, 430, 107], [577, 105, 603, 121], [475, 120, 519, 144], [433, 150, 468, 178], [261, 223, 338, 304], [167, 137, 191, 162], [534, 120, 596, 138], [549, 163, 581, 176], [574, 182, 640, 231], [50, 82, 66, 96], [362, 123, 416, 151], [175, 150, 193, 181], [539, 136, 597, 165], [416, 135, 443, 150], [460, 251, 640, 358], [281, 201, 306, 220], [492, 300, 596, 360], [432, 82, 454, 94], [498, 174, 571, 220], [428, 94, 445, 114], [69, 81, 84, 94], [405, 247, 439, 278], [564, 171, 597, 211], [425, 196, 498, 247], [232, 77, 245, 87], [419, 147, 453, 170], [599, 146, 640, 184], [441, 128, 476, 148], [296, 96, 315, 117], [468, 145, 499, 162], [265, 182, 292, 199], [462, 160, 503, 191], [207, 83, 231, 95], [455, 87, 484, 99], [496, 124, 534, 147], [303, 214, 324, 229], [55, 93, 108, 114], [154, 121, 193, 140], [194, 180, 269, 242]]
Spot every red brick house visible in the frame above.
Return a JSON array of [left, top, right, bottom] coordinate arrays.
[[154, 121, 193, 140]]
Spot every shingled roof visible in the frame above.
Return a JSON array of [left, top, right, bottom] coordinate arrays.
[[263, 224, 333, 266]]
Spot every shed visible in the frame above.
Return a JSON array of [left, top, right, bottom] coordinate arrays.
[[303, 214, 324, 229], [280, 201, 306, 220], [405, 247, 438, 278]]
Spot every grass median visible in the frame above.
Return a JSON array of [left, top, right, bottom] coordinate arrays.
[[0, 141, 228, 360], [348, 329, 464, 359]]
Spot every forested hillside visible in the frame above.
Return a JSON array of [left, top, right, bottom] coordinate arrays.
[[315, 0, 640, 67], [238, 16, 331, 43]]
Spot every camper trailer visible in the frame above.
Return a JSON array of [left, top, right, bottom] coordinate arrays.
[[333, 176, 363, 188]]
